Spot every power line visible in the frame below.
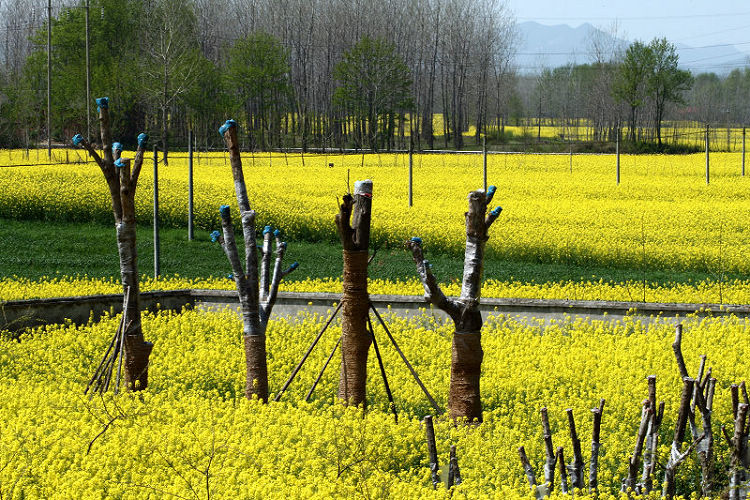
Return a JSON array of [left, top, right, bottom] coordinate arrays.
[[518, 12, 750, 21]]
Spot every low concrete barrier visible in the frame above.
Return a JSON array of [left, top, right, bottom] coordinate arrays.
[[3, 289, 749, 333]]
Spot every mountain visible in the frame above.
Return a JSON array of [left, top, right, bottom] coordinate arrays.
[[515, 21, 750, 75]]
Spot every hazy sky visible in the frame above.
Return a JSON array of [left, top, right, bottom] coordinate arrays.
[[506, 0, 750, 51]]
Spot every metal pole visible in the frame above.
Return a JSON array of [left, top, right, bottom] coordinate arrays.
[[408, 146, 413, 207], [483, 135, 487, 192], [705, 124, 710, 185], [46, 0, 51, 158], [743, 127, 746, 176], [188, 129, 194, 240], [85, 0, 90, 141], [153, 146, 160, 277], [616, 123, 620, 185]]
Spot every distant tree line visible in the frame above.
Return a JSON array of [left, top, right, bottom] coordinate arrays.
[[1, 0, 749, 153], [0, 0, 515, 156]]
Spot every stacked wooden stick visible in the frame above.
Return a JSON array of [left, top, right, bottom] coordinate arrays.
[[518, 323, 750, 498], [84, 287, 131, 397], [518, 400, 605, 498]]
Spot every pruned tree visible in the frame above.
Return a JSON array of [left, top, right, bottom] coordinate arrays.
[[71, 96, 152, 390], [335, 179, 373, 406], [407, 186, 502, 422], [216, 119, 298, 402]]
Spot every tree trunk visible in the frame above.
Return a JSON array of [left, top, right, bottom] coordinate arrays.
[[116, 219, 152, 390], [336, 180, 373, 406]]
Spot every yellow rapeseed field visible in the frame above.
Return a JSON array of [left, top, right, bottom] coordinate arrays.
[[1, 307, 747, 498], [1, 148, 748, 274], [2, 274, 750, 305]]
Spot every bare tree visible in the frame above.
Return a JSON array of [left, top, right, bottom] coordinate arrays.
[[407, 186, 502, 421], [72, 97, 152, 390]]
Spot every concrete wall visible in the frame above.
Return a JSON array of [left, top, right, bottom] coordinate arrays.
[[3, 289, 749, 333]]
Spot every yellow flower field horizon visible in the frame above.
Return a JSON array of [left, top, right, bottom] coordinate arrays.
[[1, 149, 748, 276]]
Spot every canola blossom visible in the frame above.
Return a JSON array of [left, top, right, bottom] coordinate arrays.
[[1, 308, 748, 498], [2, 274, 750, 306], [1, 150, 749, 275]]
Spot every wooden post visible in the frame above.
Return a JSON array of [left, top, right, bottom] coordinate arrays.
[[706, 124, 710, 185], [188, 129, 194, 241], [153, 145, 160, 277], [483, 135, 487, 192], [84, 0, 90, 141], [408, 147, 413, 207], [424, 415, 440, 489], [46, 0, 51, 159], [616, 124, 621, 185], [742, 127, 746, 176]]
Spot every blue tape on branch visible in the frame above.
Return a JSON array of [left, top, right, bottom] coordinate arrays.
[[137, 133, 148, 148], [280, 242, 287, 250], [112, 142, 122, 154], [263, 225, 272, 235], [290, 262, 299, 271], [210, 230, 221, 243], [95, 96, 109, 111], [273, 229, 281, 238], [219, 205, 230, 216], [227, 273, 233, 279], [487, 185, 496, 198], [424, 259, 431, 268], [218, 119, 237, 136], [71, 134, 83, 146], [491, 206, 503, 216], [114, 158, 125, 168], [410, 236, 422, 245]]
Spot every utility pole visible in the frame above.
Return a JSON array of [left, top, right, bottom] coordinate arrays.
[[188, 129, 194, 240], [483, 135, 487, 192], [85, 0, 90, 141], [47, 0, 51, 158], [153, 146, 161, 277]]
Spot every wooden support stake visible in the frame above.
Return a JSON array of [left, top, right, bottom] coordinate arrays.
[[368, 315, 397, 422], [424, 415, 440, 489], [274, 302, 342, 402], [370, 303, 441, 414]]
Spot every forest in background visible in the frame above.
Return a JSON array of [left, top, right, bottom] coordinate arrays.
[[1, 0, 750, 155]]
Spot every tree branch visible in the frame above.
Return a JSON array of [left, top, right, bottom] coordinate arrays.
[[260, 226, 273, 301], [130, 133, 149, 189], [218, 205, 246, 285], [406, 237, 459, 322]]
